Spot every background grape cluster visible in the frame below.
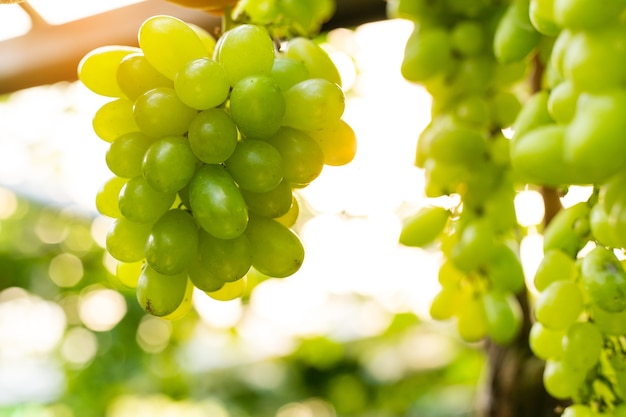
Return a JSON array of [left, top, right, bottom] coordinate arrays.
[[79, 14, 356, 320], [395, 0, 626, 415]]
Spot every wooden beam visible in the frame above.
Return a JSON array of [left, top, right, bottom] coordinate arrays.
[[0, 0, 219, 95], [0, 0, 387, 95]]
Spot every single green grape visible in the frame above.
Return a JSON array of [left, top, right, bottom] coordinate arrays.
[[188, 164, 249, 239], [283, 37, 342, 86], [542, 201, 590, 257], [206, 277, 247, 301], [215, 23, 275, 85], [78, 45, 140, 97], [116, 260, 144, 288], [482, 291, 522, 345], [225, 139, 284, 193], [561, 404, 595, 417], [136, 265, 189, 316], [187, 108, 239, 164], [306, 119, 357, 166], [138, 14, 209, 80], [270, 56, 310, 91], [456, 296, 488, 343], [450, 20, 486, 57], [188, 255, 224, 292], [493, 0, 541, 64], [429, 285, 463, 321], [275, 195, 300, 228], [489, 91, 521, 129], [543, 359, 586, 400], [197, 230, 252, 282], [510, 124, 586, 187], [160, 278, 194, 321], [266, 127, 325, 187], [561, 321, 603, 371], [564, 90, 626, 183], [241, 180, 294, 218], [533, 249, 577, 292], [145, 208, 199, 275], [116, 52, 173, 100], [534, 280, 584, 330], [450, 217, 497, 272], [106, 131, 154, 178], [229, 75, 285, 140], [589, 202, 619, 248], [547, 79, 578, 124], [283, 78, 345, 131], [142, 135, 198, 193], [580, 245, 626, 313], [485, 241, 525, 294], [454, 95, 491, 129], [92, 99, 139, 142], [245, 215, 304, 278], [106, 217, 152, 263], [529, 0, 560, 36], [399, 206, 450, 248], [425, 126, 489, 166], [529, 321, 565, 360], [133, 87, 197, 138], [174, 57, 230, 110], [95, 176, 127, 218], [118, 176, 176, 224], [401, 26, 454, 82], [510, 90, 553, 142], [553, 0, 626, 29]]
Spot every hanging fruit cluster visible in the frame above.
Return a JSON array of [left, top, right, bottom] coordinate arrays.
[[79, 12, 356, 319]]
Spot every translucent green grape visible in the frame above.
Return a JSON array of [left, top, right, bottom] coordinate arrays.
[[106, 131, 153, 178], [229, 75, 285, 140], [145, 208, 199, 275], [188, 164, 249, 239], [118, 176, 176, 224], [266, 127, 325, 187], [225, 139, 284, 193], [142, 135, 198, 193], [133, 87, 197, 138], [188, 108, 239, 164], [136, 265, 190, 316], [174, 57, 230, 110], [106, 217, 152, 263], [78, 45, 140, 97], [138, 14, 209, 80], [283, 78, 345, 131], [215, 23, 275, 85], [116, 52, 173, 100], [245, 215, 304, 278], [197, 230, 252, 282]]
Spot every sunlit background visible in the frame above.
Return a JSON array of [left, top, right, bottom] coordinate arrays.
[[0, 2, 593, 417]]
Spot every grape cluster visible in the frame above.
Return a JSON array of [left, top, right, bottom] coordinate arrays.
[[232, 0, 335, 38], [506, 1, 626, 415], [79, 15, 356, 319], [393, 0, 531, 345], [529, 201, 626, 416]]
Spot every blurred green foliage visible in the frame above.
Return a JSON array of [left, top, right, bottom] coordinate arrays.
[[0, 190, 485, 417]]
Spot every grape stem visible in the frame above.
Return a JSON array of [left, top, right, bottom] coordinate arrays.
[[221, 6, 235, 35]]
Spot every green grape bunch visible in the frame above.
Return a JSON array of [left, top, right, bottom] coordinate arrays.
[[79, 14, 357, 320], [396, 0, 626, 415], [393, 0, 529, 346]]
